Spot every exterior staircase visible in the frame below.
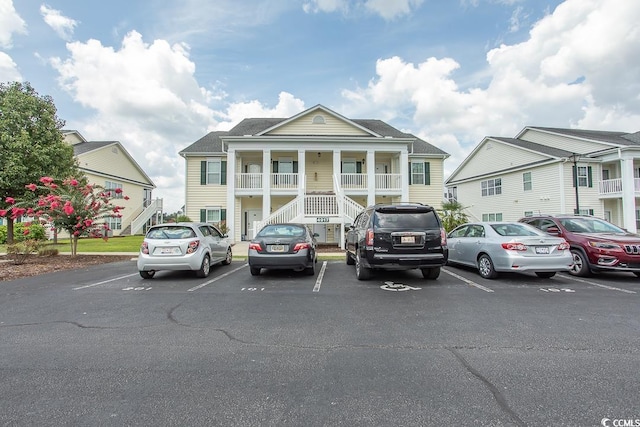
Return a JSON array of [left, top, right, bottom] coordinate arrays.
[[129, 198, 163, 235]]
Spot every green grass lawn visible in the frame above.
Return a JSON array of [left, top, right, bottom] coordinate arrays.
[[0, 235, 144, 254]]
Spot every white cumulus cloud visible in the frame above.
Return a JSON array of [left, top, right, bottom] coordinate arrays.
[[40, 4, 78, 41], [0, 0, 27, 49]]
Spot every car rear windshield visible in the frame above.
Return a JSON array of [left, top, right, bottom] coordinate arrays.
[[147, 226, 196, 239], [491, 223, 540, 236], [373, 211, 439, 229], [257, 225, 306, 237]]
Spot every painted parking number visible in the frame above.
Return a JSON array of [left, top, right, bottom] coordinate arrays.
[[122, 286, 152, 291], [540, 288, 575, 293], [241, 287, 265, 291]]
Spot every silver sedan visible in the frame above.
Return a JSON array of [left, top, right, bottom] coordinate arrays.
[[447, 222, 573, 279]]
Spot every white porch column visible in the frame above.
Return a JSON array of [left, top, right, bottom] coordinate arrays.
[[333, 150, 341, 189], [226, 149, 236, 241], [400, 149, 409, 202], [620, 156, 637, 232], [262, 150, 271, 221], [367, 150, 375, 206], [298, 149, 306, 218]]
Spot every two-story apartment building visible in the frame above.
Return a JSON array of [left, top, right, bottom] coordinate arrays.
[[179, 105, 449, 247], [63, 130, 160, 236], [445, 127, 640, 232]]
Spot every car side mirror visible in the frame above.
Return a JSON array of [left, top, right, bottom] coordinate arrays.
[[545, 227, 560, 235]]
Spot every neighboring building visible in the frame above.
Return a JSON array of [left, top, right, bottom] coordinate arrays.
[[179, 105, 449, 247], [445, 127, 640, 232], [63, 130, 160, 236]]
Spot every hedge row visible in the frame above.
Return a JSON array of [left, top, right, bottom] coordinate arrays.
[[0, 223, 48, 244]]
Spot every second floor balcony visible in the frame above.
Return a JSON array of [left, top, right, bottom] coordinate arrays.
[[598, 178, 640, 197], [234, 172, 403, 194]]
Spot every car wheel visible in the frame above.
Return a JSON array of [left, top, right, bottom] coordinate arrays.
[[477, 254, 498, 279], [196, 254, 211, 278], [355, 250, 371, 280], [139, 270, 155, 279], [304, 261, 315, 276], [250, 266, 261, 276], [421, 267, 440, 280], [222, 247, 232, 265], [569, 249, 590, 277], [535, 272, 556, 278], [346, 251, 355, 265]]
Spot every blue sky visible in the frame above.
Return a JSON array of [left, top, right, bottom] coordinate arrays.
[[2, 0, 639, 213]]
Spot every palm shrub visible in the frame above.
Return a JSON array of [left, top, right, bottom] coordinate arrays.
[[438, 200, 470, 232]]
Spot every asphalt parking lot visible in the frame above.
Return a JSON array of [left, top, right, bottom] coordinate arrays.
[[1, 259, 639, 426]]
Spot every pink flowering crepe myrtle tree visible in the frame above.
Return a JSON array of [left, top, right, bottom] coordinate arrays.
[[0, 177, 128, 256]]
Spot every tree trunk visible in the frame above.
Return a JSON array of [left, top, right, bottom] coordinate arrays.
[[71, 235, 78, 256], [6, 218, 14, 244]]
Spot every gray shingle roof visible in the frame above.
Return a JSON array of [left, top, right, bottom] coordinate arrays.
[[530, 127, 640, 146], [72, 141, 116, 155], [491, 137, 573, 158], [180, 117, 449, 157]]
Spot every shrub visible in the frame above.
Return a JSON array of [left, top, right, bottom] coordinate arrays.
[[38, 247, 59, 257], [0, 225, 6, 244], [7, 239, 42, 265]]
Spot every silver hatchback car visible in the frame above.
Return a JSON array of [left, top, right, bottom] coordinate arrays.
[[137, 222, 232, 279]]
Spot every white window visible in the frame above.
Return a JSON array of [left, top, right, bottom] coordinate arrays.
[[206, 208, 221, 223], [577, 166, 588, 187], [105, 181, 123, 199], [207, 160, 221, 184], [106, 216, 122, 230], [524, 211, 533, 217], [411, 162, 425, 185], [523, 172, 532, 191], [482, 213, 503, 221], [481, 178, 502, 196]]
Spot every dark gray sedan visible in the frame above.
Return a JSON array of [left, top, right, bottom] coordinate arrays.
[[248, 223, 318, 276]]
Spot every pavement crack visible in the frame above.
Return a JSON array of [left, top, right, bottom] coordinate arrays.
[[447, 347, 527, 427], [0, 320, 118, 329]]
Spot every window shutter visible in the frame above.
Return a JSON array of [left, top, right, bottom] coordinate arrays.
[[200, 209, 206, 222], [293, 161, 298, 173], [220, 161, 227, 185], [221, 209, 226, 221], [201, 161, 207, 185], [408, 162, 412, 185], [356, 162, 362, 174], [587, 166, 593, 187], [572, 165, 576, 187], [424, 162, 430, 185], [272, 161, 278, 173]]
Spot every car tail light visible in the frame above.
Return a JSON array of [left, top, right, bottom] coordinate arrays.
[[365, 228, 374, 246], [248, 242, 263, 252], [558, 241, 570, 250], [440, 227, 447, 246], [501, 242, 527, 251], [140, 242, 149, 254], [187, 240, 200, 254], [293, 242, 310, 252]]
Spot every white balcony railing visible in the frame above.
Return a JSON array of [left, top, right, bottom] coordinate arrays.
[[375, 173, 402, 191], [236, 173, 262, 189], [341, 173, 366, 189], [598, 178, 640, 195], [271, 173, 298, 189]]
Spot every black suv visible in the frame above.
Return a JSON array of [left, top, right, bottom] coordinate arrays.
[[345, 203, 448, 280]]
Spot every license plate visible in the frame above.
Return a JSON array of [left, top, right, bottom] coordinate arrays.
[[157, 247, 180, 255], [401, 236, 415, 244], [270, 245, 286, 252], [535, 247, 549, 254]]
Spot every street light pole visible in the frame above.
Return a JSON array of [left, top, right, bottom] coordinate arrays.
[[571, 153, 580, 214]]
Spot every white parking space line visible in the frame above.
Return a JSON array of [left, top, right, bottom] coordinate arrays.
[[561, 275, 636, 294], [313, 261, 328, 292], [73, 273, 139, 290], [443, 268, 495, 293], [187, 264, 248, 292]]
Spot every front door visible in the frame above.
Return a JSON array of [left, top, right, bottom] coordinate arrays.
[[245, 209, 262, 239], [313, 224, 327, 243]]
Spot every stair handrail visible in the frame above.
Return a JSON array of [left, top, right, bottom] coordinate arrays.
[[130, 198, 163, 235]]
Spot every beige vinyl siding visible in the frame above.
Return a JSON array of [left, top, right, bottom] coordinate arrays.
[[185, 157, 227, 221], [408, 159, 444, 209], [520, 129, 610, 153], [454, 139, 549, 182], [63, 132, 84, 145], [77, 145, 149, 184], [267, 112, 370, 136], [305, 153, 334, 192], [560, 161, 603, 217]]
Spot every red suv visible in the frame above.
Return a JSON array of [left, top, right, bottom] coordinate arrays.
[[519, 215, 640, 277]]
